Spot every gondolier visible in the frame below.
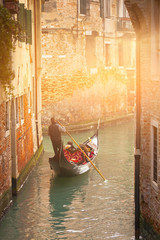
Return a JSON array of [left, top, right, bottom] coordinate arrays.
[[49, 125, 99, 177], [48, 117, 66, 155]]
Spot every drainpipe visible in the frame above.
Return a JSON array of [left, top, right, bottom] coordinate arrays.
[[34, 0, 39, 148], [134, 31, 141, 239]]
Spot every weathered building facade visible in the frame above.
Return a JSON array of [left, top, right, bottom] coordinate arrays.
[[0, 0, 43, 218], [125, 0, 160, 237], [41, 0, 136, 126]]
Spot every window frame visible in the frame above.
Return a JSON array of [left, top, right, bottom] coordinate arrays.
[[79, 0, 90, 16], [16, 97, 19, 126], [5, 101, 10, 136], [21, 95, 24, 124], [85, 35, 96, 69], [28, 89, 31, 113], [104, 42, 111, 67], [104, 0, 111, 18]]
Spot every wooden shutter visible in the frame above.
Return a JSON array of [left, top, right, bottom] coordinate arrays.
[[25, 10, 32, 45], [18, 3, 25, 42], [100, 0, 104, 18], [80, 0, 86, 14], [86, 0, 90, 16]]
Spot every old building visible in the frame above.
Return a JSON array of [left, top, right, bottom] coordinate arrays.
[[125, 0, 160, 237], [0, 0, 43, 218], [41, 0, 136, 126]]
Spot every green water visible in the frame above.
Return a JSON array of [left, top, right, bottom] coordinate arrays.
[[0, 120, 136, 240]]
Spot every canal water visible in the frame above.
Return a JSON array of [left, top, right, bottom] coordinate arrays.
[[0, 120, 136, 240]]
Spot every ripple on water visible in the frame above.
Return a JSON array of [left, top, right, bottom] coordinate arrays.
[[0, 121, 136, 240]]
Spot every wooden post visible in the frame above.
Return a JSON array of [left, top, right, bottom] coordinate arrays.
[[135, 151, 140, 239], [135, 31, 141, 239]]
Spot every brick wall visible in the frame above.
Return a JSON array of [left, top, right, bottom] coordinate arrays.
[[16, 94, 34, 174], [126, 0, 160, 234], [0, 102, 11, 196], [41, 0, 134, 126], [0, 101, 12, 217]]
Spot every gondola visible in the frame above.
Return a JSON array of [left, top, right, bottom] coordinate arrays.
[[49, 128, 99, 177]]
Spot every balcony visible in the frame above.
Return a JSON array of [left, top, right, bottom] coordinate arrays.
[[5, 0, 19, 14], [117, 17, 134, 32]]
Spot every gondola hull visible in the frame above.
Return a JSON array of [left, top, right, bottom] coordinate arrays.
[[49, 130, 99, 177]]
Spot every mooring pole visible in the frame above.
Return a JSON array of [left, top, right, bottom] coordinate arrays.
[[134, 31, 141, 239], [135, 151, 140, 239]]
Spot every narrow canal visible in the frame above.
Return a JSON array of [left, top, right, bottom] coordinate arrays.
[[0, 119, 135, 240]]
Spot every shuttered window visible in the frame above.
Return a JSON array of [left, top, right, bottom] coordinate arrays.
[[100, 0, 104, 18], [80, 0, 90, 15], [18, 4, 32, 45], [18, 3, 25, 42], [100, 0, 111, 18], [21, 96, 24, 120], [6, 101, 10, 131], [16, 98, 19, 124], [105, 0, 111, 18], [25, 10, 32, 44], [80, 0, 86, 14]]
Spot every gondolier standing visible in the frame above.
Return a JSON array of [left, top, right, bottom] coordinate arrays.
[[48, 117, 66, 155]]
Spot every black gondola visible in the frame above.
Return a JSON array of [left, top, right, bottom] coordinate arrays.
[[49, 128, 99, 177]]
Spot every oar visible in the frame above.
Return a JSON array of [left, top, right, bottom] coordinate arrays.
[[58, 121, 106, 181]]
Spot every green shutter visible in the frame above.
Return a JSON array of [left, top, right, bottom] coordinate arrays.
[[25, 10, 32, 45], [18, 3, 26, 42]]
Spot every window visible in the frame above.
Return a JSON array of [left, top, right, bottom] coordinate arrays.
[[18, 4, 32, 44], [25, 10, 32, 44], [100, 0, 111, 18], [85, 36, 96, 68], [80, 0, 90, 15], [21, 96, 24, 120], [151, 121, 158, 185], [28, 90, 31, 113], [118, 42, 123, 66], [104, 0, 111, 18], [100, 0, 104, 18], [18, 4, 25, 42], [117, 0, 129, 18], [6, 101, 10, 131], [105, 43, 111, 66], [16, 98, 19, 124], [151, 0, 160, 80]]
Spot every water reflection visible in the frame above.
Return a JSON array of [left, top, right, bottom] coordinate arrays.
[[49, 174, 88, 234], [0, 120, 140, 240]]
